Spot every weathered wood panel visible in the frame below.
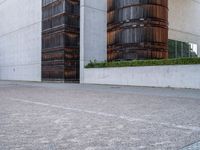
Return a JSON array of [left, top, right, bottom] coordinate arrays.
[[42, 0, 80, 82], [108, 0, 169, 61]]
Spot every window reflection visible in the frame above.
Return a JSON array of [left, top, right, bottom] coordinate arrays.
[[168, 39, 198, 59]]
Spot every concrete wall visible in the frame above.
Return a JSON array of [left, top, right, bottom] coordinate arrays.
[[80, 0, 107, 83], [0, 0, 41, 81], [169, 0, 200, 56], [0, 0, 199, 83], [83, 65, 200, 89]]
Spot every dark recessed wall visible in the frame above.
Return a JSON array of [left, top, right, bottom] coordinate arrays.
[[42, 0, 80, 82], [107, 0, 169, 61]]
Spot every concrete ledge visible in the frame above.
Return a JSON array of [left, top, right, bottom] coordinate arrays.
[[83, 65, 200, 89]]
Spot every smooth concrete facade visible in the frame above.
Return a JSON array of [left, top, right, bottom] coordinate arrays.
[[80, 0, 107, 83], [0, 0, 41, 81], [0, 0, 200, 83], [84, 65, 200, 89], [169, 0, 200, 56]]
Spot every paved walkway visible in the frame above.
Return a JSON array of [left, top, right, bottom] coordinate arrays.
[[0, 81, 200, 150]]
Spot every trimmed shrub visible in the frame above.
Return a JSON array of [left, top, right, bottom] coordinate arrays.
[[86, 58, 200, 68]]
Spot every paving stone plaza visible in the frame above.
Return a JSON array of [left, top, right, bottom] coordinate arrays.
[[0, 81, 200, 150]]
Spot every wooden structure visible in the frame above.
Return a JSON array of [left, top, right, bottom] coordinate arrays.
[[42, 0, 80, 82], [107, 0, 169, 61]]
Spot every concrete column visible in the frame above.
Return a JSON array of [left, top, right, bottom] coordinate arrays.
[[80, 0, 107, 83]]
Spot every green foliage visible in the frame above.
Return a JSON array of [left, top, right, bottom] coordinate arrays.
[[85, 58, 200, 68]]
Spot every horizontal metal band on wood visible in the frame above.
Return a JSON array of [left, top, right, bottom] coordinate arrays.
[[42, 0, 80, 82], [107, 0, 169, 61]]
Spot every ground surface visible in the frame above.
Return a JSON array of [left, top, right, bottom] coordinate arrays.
[[0, 81, 200, 150]]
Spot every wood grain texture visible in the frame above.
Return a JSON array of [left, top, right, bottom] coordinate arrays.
[[42, 0, 80, 82], [107, 0, 169, 61]]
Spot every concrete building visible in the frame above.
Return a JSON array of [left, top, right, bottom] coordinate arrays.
[[0, 0, 200, 82], [169, 0, 200, 57], [0, 0, 42, 81]]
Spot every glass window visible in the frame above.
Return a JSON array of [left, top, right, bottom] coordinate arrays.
[[168, 39, 198, 59]]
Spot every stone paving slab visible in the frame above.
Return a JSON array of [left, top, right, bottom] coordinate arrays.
[[0, 81, 200, 150]]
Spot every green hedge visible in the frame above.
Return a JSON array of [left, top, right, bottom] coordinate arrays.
[[86, 58, 200, 68]]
